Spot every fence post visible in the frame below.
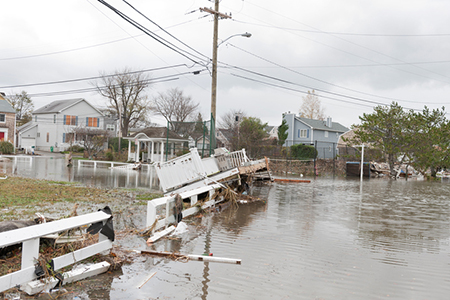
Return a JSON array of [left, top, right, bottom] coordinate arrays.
[[314, 140, 317, 176]]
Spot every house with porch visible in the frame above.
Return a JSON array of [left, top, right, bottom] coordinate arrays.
[[125, 127, 189, 163], [0, 93, 16, 146], [283, 113, 349, 159], [17, 98, 104, 152]]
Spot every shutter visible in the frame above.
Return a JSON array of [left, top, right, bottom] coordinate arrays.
[[63, 133, 66, 143], [298, 129, 300, 138], [76, 116, 78, 126], [97, 118, 99, 127], [86, 117, 89, 126], [307, 129, 310, 138], [63, 115, 66, 125]]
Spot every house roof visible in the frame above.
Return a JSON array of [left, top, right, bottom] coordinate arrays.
[[217, 128, 234, 141], [296, 116, 349, 133], [0, 99, 15, 113], [33, 98, 102, 115], [129, 127, 186, 140]]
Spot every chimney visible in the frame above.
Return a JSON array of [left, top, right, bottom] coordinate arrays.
[[326, 117, 332, 127]]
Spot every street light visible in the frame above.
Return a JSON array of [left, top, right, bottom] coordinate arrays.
[[217, 32, 252, 48], [210, 31, 252, 150]]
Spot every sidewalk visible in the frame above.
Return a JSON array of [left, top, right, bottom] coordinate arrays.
[[33, 150, 65, 158]]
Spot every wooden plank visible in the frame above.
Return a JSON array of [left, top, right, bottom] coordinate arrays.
[[147, 226, 175, 244], [138, 250, 241, 264], [0, 266, 36, 294], [0, 211, 111, 248], [21, 261, 110, 295], [274, 178, 311, 183], [51, 240, 112, 271], [21, 238, 40, 269], [137, 272, 157, 289]]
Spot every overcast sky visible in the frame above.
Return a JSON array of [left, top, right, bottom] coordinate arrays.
[[2, 0, 450, 129]]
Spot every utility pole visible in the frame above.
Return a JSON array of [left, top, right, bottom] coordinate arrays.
[[200, 3, 231, 144]]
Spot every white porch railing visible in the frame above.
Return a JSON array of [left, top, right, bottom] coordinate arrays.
[[0, 210, 113, 294], [78, 160, 152, 171], [215, 149, 250, 172], [155, 148, 211, 193], [146, 184, 221, 233], [154, 148, 249, 193]]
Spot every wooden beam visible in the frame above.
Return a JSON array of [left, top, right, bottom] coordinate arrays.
[[200, 7, 231, 19]]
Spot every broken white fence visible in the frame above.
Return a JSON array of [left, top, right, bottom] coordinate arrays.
[[146, 183, 222, 234], [155, 148, 249, 193], [0, 210, 113, 294]]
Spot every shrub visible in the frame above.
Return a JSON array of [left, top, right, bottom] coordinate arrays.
[[69, 145, 84, 153], [0, 141, 14, 154], [290, 144, 317, 159], [105, 149, 114, 161]]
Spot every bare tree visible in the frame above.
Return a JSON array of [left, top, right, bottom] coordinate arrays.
[[72, 127, 110, 159], [95, 67, 151, 136], [152, 87, 199, 135], [7, 91, 34, 125], [299, 90, 325, 120]]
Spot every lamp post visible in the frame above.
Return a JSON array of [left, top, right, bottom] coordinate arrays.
[[210, 31, 251, 150]]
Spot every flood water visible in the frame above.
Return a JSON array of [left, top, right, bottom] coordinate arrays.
[[0, 156, 160, 191], [2, 156, 450, 299]]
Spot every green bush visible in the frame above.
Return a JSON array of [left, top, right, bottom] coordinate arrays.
[[105, 149, 114, 161], [69, 145, 85, 153], [0, 141, 14, 154], [108, 137, 129, 152], [290, 144, 317, 159]]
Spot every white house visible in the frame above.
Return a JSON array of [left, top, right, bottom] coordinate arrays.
[[18, 98, 104, 152]]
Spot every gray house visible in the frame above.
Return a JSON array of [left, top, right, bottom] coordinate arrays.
[[283, 113, 349, 159]]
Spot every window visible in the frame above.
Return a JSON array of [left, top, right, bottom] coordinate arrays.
[[106, 124, 115, 131], [63, 133, 74, 143], [37, 132, 40, 138], [0, 114, 5, 122], [64, 115, 77, 125], [35, 115, 37, 122], [53, 115, 56, 123], [298, 129, 307, 138], [325, 131, 328, 138], [86, 117, 99, 127], [46, 132, 49, 143]]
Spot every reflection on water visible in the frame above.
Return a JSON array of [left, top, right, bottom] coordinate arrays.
[[110, 179, 450, 300], [0, 156, 160, 191], [3, 156, 450, 299]]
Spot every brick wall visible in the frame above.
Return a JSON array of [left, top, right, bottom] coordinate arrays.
[[269, 158, 347, 177], [0, 112, 16, 143]]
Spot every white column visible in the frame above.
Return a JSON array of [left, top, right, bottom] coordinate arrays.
[[128, 140, 131, 161], [151, 141, 154, 162], [160, 142, 164, 162], [136, 140, 140, 162]]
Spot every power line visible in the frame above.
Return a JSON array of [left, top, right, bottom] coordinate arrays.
[[233, 20, 450, 37], [228, 1, 450, 85], [0, 64, 192, 89], [97, 0, 209, 67], [123, 0, 210, 62], [225, 43, 442, 104], [26, 73, 194, 98], [230, 72, 422, 112]]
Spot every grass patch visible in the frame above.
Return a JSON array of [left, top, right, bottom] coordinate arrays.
[[0, 176, 121, 209]]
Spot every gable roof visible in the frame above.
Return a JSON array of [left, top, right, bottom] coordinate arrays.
[[33, 98, 103, 115], [129, 127, 186, 140], [296, 116, 349, 133], [0, 99, 15, 114]]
